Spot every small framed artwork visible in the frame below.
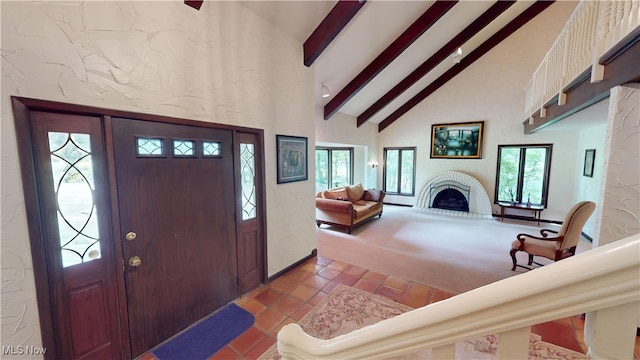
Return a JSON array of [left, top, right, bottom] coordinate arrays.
[[430, 121, 484, 159], [583, 149, 596, 177], [276, 135, 308, 184]]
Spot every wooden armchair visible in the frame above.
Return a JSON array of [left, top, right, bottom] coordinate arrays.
[[510, 201, 595, 271]]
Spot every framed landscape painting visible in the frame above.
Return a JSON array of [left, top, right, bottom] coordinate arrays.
[[430, 121, 485, 159], [276, 135, 308, 184]]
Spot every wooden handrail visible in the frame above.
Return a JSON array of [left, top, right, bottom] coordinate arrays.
[[277, 234, 640, 359]]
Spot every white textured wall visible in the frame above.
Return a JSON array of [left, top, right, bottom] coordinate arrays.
[[1, 1, 315, 352], [377, 1, 581, 219], [576, 122, 608, 238], [595, 84, 640, 246]]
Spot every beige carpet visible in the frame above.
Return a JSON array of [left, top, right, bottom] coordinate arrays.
[[317, 205, 592, 295], [259, 284, 587, 359]]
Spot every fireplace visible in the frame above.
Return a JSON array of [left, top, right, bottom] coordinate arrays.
[[430, 181, 470, 213], [414, 170, 492, 219]]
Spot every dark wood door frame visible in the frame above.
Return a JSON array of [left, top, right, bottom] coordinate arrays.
[[11, 96, 268, 359]]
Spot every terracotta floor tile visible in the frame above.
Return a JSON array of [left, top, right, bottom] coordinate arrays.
[[290, 284, 319, 301], [271, 295, 304, 316], [307, 290, 328, 306], [405, 282, 432, 298], [299, 262, 323, 274], [316, 256, 333, 266], [284, 267, 315, 282], [570, 314, 585, 330], [362, 270, 387, 283], [322, 280, 341, 293], [209, 346, 241, 360], [333, 272, 360, 286], [344, 264, 368, 277], [254, 308, 286, 333], [353, 278, 381, 293], [137, 352, 157, 360], [236, 297, 267, 316], [290, 303, 314, 321], [430, 288, 455, 303], [327, 260, 350, 271], [532, 320, 584, 353], [397, 291, 428, 308], [383, 276, 408, 291], [269, 276, 299, 294], [243, 335, 276, 359], [303, 274, 331, 290], [246, 284, 270, 299], [375, 285, 402, 301], [253, 288, 285, 306], [229, 326, 267, 355], [269, 318, 296, 337], [317, 267, 341, 280]]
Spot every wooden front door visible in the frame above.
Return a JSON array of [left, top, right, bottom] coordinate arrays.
[[111, 118, 239, 357]]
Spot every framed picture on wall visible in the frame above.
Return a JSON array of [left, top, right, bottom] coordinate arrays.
[[276, 135, 308, 184], [583, 149, 595, 177], [430, 121, 485, 159]]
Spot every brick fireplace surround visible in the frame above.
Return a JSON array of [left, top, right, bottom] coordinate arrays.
[[413, 170, 493, 219]]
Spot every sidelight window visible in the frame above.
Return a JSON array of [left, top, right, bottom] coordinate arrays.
[[240, 143, 257, 220], [48, 132, 101, 268]]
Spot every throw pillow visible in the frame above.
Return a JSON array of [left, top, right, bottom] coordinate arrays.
[[346, 183, 364, 202], [323, 188, 348, 200], [362, 189, 381, 202]]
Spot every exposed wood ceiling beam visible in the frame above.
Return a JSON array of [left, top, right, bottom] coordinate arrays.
[[184, 1, 203, 11], [378, 0, 555, 132], [324, 0, 458, 120], [357, 1, 516, 127], [304, 0, 367, 67]]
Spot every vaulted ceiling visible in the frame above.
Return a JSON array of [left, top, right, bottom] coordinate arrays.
[[191, 1, 561, 132]]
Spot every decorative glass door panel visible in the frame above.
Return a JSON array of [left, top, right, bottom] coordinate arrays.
[[240, 143, 257, 220]]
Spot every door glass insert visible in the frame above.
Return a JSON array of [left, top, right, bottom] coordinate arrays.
[[240, 143, 256, 220], [173, 139, 195, 157], [203, 141, 221, 157], [48, 132, 101, 268], [137, 137, 164, 156]]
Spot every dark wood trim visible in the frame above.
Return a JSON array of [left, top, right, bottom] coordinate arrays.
[[524, 34, 640, 133], [324, 0, 458, 120], [103, 115, 132, 360], [10, 97, 261, 133], [184, 1, 203, 11], [10, 97, 59, 360], [267, 249, 317, 282], [357, 1, 516, 127], [379, 1, 555, 132], [303, 0, 366, 67]]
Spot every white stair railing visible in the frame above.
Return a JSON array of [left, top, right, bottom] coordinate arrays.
[[524, 0, 640, 119], [277, 234, 640, 360]]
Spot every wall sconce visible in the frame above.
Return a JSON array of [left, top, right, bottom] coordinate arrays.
[[452, 47, 463, 64], [369, 161, 378, 168], [321, 83, 331, 98]]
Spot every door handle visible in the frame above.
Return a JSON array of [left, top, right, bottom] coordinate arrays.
[[125, 232, 137, 241], [129, 256, 142, 267]]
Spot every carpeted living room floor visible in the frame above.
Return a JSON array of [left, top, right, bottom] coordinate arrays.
[[139, 205, 640, 359]]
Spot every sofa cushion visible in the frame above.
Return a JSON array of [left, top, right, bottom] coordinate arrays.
[[352, 201, 380, 218], [363, 189, 382, 202], [323, 188, 348, 200], [346, 183, 364, 202]]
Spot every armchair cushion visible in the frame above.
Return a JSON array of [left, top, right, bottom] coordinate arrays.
[[511, 239, 557, 259]]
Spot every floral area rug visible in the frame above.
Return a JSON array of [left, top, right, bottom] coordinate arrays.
[[259, 284, 587, 360]]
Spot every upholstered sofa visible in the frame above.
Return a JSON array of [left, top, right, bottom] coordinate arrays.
[[315, 183, 385, 233]]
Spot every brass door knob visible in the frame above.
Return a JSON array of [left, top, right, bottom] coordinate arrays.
[[125, 232, 137, 241], [129, 256, 142, 267]]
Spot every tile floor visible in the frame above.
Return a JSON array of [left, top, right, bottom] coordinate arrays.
[[140, 255, 640, 360]]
